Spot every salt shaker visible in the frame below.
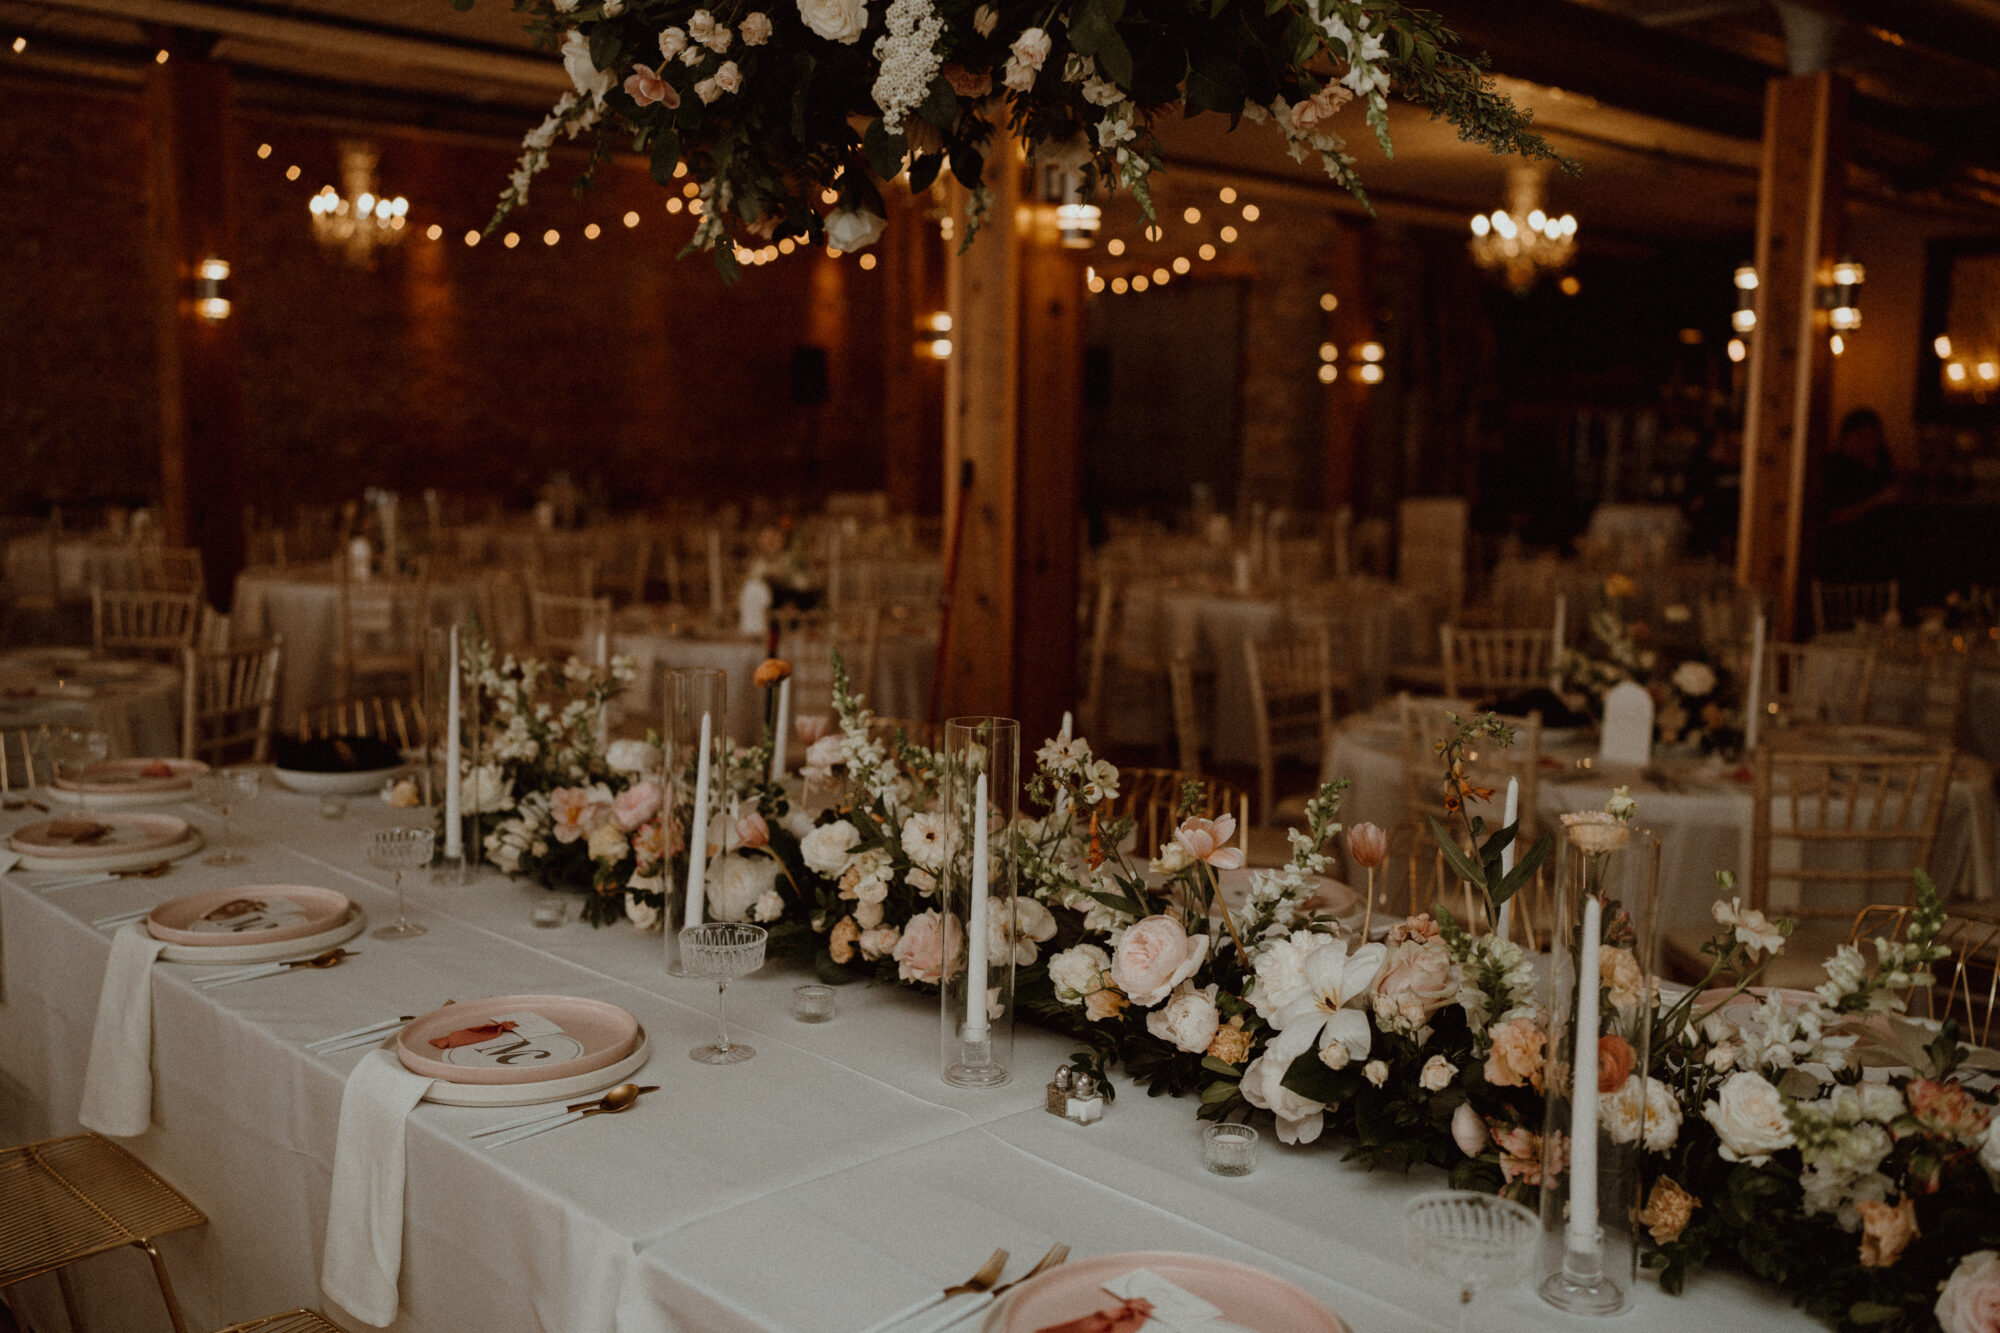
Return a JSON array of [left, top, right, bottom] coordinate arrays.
[[1045, 1066, 1074, 1117], [1065, 1072, 1105, 1125]]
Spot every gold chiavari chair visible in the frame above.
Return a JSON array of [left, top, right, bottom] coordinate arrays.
[[335, 569, 429, 699], [1079, 580, 1169, 751], [133, 545, 206, 601], [1124, 770, 1251, 865], [0, 1132, 206, 1333], [297, 695, 428, 751], [1439, 625, 1553, 701], [1764, 642, 1878, 730], [209, 1310, 346, 1333], [527, 590, 612, 662], [1167, 656, 1207, 776], [1866, 647, 1974, 742], [91, 588, 201, 661], [1244, 627, 1339, 824], [1849, 902, 2000, 1049], [182, 637, 284, 765], [866, 715, 941, 751]]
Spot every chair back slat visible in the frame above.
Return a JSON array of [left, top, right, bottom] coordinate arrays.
[[183, 638, 283, 765], [1750, 746, 1955, 921]]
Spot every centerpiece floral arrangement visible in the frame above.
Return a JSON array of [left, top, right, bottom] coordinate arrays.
[[462, 638, 1998, 1330], [1559, 573, 1745, 755], [462, 0, 1571, 271]]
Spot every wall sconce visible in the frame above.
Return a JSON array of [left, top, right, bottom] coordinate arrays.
[[1824, 258, 1863, 331], [1731, 264, 1757, 334], [918, 310, 952, 360], [193, 256, 231, 320], [1034, 146, 1099, 250]]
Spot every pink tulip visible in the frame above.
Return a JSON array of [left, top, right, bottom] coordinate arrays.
[[795, 713, 833, 745], [1175, 815, 1244, 870], [736, 809, 769, 849], [1348, 822, 1389, 870], [623, 63, 680, 108]]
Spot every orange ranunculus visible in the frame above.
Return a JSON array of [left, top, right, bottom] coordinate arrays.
[[1598, 1033, 1635, 1094]]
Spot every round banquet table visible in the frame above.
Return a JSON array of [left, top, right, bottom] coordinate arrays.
[[0, 648, 182, 761], [0, 782, 1822, 1333], [231, 568, 483, 727], [2, 534, 138, 600], [1323, 704, 1998, 937]]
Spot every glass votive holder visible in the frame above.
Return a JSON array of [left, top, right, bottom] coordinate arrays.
[[1202, 1122, 1259, 1177], [318, 795, 348, 820], [792, 983, 837, 1023], [531, 897, 567, 928]]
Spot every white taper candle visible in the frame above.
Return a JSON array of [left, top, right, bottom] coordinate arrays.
[[1568, 892, 1604, 1252], [683, 711, 712, 929], [444, 626, 463, 859], [965, 771, 990, 1039], [770, 678, 791, 782]]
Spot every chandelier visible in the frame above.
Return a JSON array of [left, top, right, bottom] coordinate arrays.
[[1469, 163, 1576, 294], [310, 141, 409, 267]]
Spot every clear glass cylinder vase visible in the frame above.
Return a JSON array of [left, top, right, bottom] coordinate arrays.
[[1537, 820, 1661, 1315], [938, 716, 1019, 1088], [664, 667, 728, 975]]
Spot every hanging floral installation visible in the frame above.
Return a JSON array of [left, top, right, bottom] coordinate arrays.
[[460, 0, 1572, 272]]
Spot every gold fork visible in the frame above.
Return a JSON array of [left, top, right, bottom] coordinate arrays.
[[856, 1248, 1008, 1333], [985, 1244, 1069, 1300], [922, 1245, 1070, 1332]]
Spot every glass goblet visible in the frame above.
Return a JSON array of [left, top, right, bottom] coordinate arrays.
[[679, 922, 767, 1064], [1403, 1189, 1539, 1333], [195, 769, 256, 866], [44, 727, 110, 783], [369, 826, 437, 940]]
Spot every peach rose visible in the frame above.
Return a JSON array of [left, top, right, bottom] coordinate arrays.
[[1206, 1017, 1252, 1065], [550, 786, 607, 844], [1371, 937, 1459, 1033], [1495, 1125, 1558, 1186], [612, 779, 664, 832], [1598, 1032, 1634, 1095], [1385, 913, 1441, 945], [1637, 1177, 1698, 1244], [740, 11, 773, 44], [1084, 987, 1128, 1022], [857, 924, 900, 960], [1108, 915, 1210, 1007], [1858, 1196, 1919, 1269], [1285, 82, 1352, 136], [892, 909, 960, 984], [828, 915, 860, 964], [1485, 1017, 1546, 1091]]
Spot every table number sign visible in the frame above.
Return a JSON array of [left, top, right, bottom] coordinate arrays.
[[432, 1011, 584, 1069]]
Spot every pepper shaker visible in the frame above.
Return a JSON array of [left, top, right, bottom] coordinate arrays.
[[1045, 1066, 1074, 1117]]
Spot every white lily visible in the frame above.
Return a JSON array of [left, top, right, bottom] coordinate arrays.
[[1264, 938, 1387, 1071]]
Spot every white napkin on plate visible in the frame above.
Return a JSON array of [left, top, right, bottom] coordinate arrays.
[[1102, 1271, 1256, 1333], [321, 1048, 435, 1328], [78, 924, 170, 1137]]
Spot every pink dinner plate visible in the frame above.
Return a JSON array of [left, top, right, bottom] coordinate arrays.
[[9, 812, 191, 860], [146, 885, 354, 947], [396, 995, 641, 1086], [55, 758, 209, 794], [993, 1252, 1347, 1333]]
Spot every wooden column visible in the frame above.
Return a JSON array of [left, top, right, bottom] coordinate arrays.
[[1736, 72, 1847, 639], [1319, 220, 1374, 512], [149, 31, 247, 608], [939, 158, 1084, 739], [881, 188, 946, 516]]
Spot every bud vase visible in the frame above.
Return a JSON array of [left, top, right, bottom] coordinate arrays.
[[939, 717, 1018, 1088]]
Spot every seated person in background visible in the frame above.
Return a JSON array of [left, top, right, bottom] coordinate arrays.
[[1826, 407, 1899, 527]]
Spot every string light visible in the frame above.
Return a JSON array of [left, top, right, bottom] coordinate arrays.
[[256, 143, 272, 158], [503, 232, 520, 248], [1152, 267, 1169, 284], [1182, 207, 1201, 224], [859, 253, 877, 270], [154, 48, 168, 63], [464, 230, 480, 246], [778, 238, 796, 254], [285, 165, 300, 181], [667, 197, 684, 213], [1320, 293, 1338, 311], [11, 36, 25, 53], [1241, 203, 1260, 222], [584, 222, 600, 239], [683, 182, 700, 198], [542, 229, 559, 246], [623, 211, 640, 228], [1219, 225, 1237, 243], [425, 223, 442, 240], [1131, 275, 1149, 292], [1218, 187, 1237, 204], [1198, 244, 1216, 261], [1111, 277, 1128, 294], [1106, 239, 1125, 256]]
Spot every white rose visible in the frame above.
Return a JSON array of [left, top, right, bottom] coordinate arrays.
[[1002, 26, 1051, 92], [1248, 929, 1336, 1024], [623, 892, 660, 930], [1148, 841, 1193, 875], [1363, 1060, 1389, 1087], [1419, 1055, 1456, 1092], [801, 819, 860, 876], [854, 897, 885, 929], [806, 734, 845, 770], [1240, 1053, 1326, 1145], [797, 0, 867, 43], [605, 739, 660, 775], [1703, 1071, 1795, 1164], [752, 888, 785, 923], [708, 853, 782, 922], [658, 25, 688, 58], [713, 59, 741, 92], [560, 30, 613, 102], [1048, 943, 1110, 1003], [826, 209, 887, 253], [1081, 75, 1120, 107], [1144, 985, 1220, 1053], [586, 820, 629, 862], [741, 12, 773, 44], [1671, 660, 1718, 698]]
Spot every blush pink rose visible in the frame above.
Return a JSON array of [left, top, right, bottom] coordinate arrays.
[[1109, 915, 1210, 1007], [550, 787, 603, 844], [1370, 937, 1459, 1032], [892, 909, 962, 985], [1937, 1250, 2000, 1333], [612, 780, 664, 831]]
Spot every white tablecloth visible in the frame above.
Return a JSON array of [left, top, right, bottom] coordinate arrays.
[[0, 649, 182, 760], [0, 787, 1818, 1333], [3, 535, 137, 599], [1324, 712, 1997, 936], [231, 570, 482, 727]]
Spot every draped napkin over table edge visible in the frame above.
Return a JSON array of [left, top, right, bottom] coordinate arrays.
[[321, 1048, 434, 1328], [78, 924, 170, 1137]]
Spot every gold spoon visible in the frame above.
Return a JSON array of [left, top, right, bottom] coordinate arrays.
[[112, 862, 171, 879], [564, 1083, 657, 1114], [280, 947, 357, 970]]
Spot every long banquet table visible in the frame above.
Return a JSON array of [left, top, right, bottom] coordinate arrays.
[[0, 785, 1821, 1332]]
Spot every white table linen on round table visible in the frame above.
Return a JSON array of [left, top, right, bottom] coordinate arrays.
[[3, 535, 137, 599], [231, 569, 482, 727], [1323, 713, 1997, 936], [0, 788, 1822, 1333], [0, 649, 182, 760]]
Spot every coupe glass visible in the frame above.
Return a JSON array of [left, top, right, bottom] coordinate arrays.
[[679, 923, 766, 1064], [43, 728, 109, 782], [1404, 1189, 1539, 1332], [196, 768, 260, 866], [369, 826, 437, 940]]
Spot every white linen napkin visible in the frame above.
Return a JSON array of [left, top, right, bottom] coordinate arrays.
[[321, 1048, 435, 1328], [77, 924, 170, 1137], [0, 848, 21, 873]]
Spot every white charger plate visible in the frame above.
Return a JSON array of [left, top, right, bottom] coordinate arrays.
[[48, 785, 199, 809], [14, 830, 205, 874], [147, 904, 367, 964], [419, 1031, 652, 1106]]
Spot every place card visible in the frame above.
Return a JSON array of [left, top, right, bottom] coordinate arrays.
[[434, 1010, 584, 1069], [186, 897, 311, 935], [1101, 1270, 1257, 1333]]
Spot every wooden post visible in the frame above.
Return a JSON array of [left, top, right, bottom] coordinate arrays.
[[1320, 220, 1374, 512], [149, 30, 247, 608], [882, 188, 946, 516], [939, 157, 1084, 739], [1737, 71, 1847, 639]]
